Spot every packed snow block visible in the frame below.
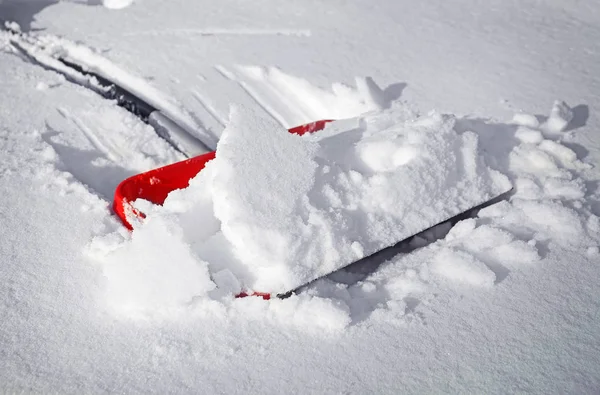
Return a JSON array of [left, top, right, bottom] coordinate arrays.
[[171, 106, 512, 294], [515, 127, 544, 144], [512, 113, 540, 129], [545, 100, 574, 133]]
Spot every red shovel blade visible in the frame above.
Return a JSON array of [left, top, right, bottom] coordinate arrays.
[[113, 119, 331, 230]]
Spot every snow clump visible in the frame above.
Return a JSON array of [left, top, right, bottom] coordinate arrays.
[[132, 105, 510, 295]]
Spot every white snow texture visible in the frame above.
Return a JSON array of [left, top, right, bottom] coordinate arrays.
[[1, 1, 600, 394]]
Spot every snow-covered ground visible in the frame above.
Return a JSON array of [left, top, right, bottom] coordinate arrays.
[[1, 0, 600, 393]]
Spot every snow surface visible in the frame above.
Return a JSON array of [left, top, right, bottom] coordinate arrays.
[[1, 1, 600, 393]]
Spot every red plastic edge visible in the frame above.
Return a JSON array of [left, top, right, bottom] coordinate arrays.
[[112, 119, 332, 298], [113, 151, 216, 230]]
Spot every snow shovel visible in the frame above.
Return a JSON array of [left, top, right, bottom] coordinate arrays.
[[112, 119, 332, 300], [112, 117, 511, 300]]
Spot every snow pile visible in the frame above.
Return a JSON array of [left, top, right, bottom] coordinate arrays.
[[193, 105, 510, 294], [306, 209, 546, 324], [90, 88, 597, 333], [425, 217, 542, 287], [294, 99, 598, 327], [95, 103, 511, 314]]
